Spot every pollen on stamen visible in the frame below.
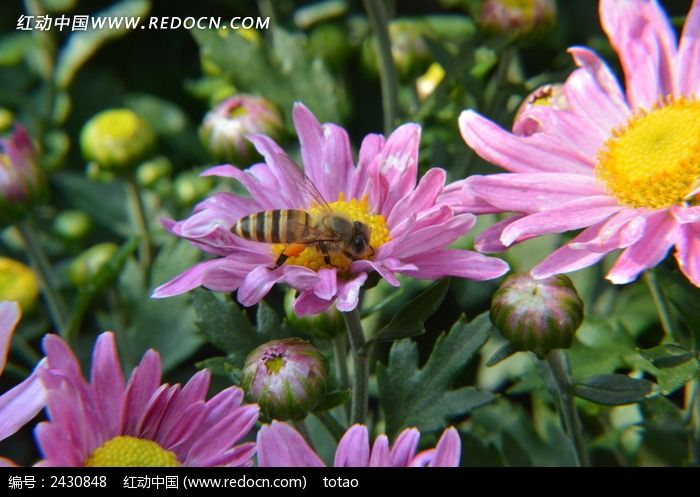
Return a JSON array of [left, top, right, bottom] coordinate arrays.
[[271, 193, 391, 272], [595, 97, 700, 209]]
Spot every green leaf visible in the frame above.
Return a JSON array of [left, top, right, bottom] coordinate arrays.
[[117, 240, 202, 372], [377, 312, 496, 436], [196, 356, 240, 382], [314, 390, 351, 412], [500, 431, 531, 467], [53, 173, 129, 235], [573, 374, 656, 405], [639, 344, 696, 369], [485, 343, 516, 367], [366, 278, 450, 347], [55, 0, 152, 89], [656, 268, 700, 342], [256, 300, 287, 340], [191, 290, 256, 357]]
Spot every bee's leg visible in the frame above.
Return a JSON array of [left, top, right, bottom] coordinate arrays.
[[317, 242, 332, 265], [270, 243, 306, 270]]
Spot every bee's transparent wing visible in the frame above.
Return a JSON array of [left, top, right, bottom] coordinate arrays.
[[272, 152, 332, 211], [284, 218, 342, 244]]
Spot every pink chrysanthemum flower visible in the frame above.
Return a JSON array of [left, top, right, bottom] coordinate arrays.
[[257, 421, 460, 467], [153, 103, 508, 315], [35, 332, 259, 467], [0, 301, 45, 467], [459, 0, 700, 286]]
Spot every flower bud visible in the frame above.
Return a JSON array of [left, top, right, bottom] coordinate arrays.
[[136, 157, 173, 189], [68, 243, 118, 287], [513, 84, 569, 136], [284, 291, 343, 338], [479, 0, 556, 39], [199, 95, 283, 165], [242, 338, 329, 421], [0, 109, 14, 133], [0, 126, 46, 224], [174, 171, 214, 206], [0, 257, 39, 312], [81, 109, 156, 171], [490, 273, 583, 359], [53, 210, 92, 241]]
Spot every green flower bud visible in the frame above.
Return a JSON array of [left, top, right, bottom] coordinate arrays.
[[174, 171, 214, 206], [85, 162, 116, 183], [362, 19, 430, 78], [490, 273, 583, 359], [479, 0, 556, 39], [242, 338, 329, 421], [0, 257, 39, 312], [136, 157, 173, 189], [284, 290, 343, 338], [199, 95, 283, 165], [68, 242, 118, 287], [53, 210, 92, 241], [81, 109, 156, 171], [0, 109, 14, 133], [0, 126, 46, 225]]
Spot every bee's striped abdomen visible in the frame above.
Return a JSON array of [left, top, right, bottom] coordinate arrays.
[[232, 209, 310, 243]]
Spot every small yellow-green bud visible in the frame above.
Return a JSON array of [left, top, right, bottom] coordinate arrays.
[[490, 273, 583, 359], [53, 210, 92, 241], [174, 171, 214, 206], [242, 338, 329, 421], [81, 109, 156, 171], [68, 243, 118, 287], [0, 257, 39, 312], [136, 157, 173, 189]]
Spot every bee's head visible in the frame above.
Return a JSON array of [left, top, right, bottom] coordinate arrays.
[[350, 221, 373, 259]]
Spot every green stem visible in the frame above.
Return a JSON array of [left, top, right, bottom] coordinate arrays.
[[17, 218, 68, 338], [108, 288, 134, 371], [363, 0, 399, 135], [342, 308, 369, 424], [644, 271, 681, 345], [543, 350, 590, 467], [333, 334, 351, 421], [314, 411, 346, 442], [125, 175, 152, 273]]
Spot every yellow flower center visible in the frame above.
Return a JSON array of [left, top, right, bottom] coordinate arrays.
[[85, 436, 181, 467], [271, 194, 391, 272], [595, 98, 700, 209]]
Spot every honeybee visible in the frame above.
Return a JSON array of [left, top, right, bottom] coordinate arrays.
[[231, 159, 374, 268]]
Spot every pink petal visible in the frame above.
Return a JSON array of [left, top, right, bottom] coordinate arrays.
[[427, 427, 461, 467], [0, 360, 46, 442], [152, 259, 226, 298], [403, 249, 509, 281], [0, 458, 18, 467], [120, 350, 162, 436], [293, 103, 354, 201], [349, 133, 385, 201], [389, 428, 420, 466], [606, 210, 679, 284], [677, 1, 700, 95], [313, 268, 338, 301], [459, 111, 594, 174], [197, 441, 256, 467], [563, 50, 630, 135], [387, 168, 446, 229], [600, 0, 676, 108], [369, 435, 391, 467], [382, 213, 476, 259], [671, 206, 700, 224], [257, 421, 325, 467], [474, 215, 526, 253], [531, 223, 611, 279], [0, 301, 21, 373], [351, 257, 417, 287], [568, 208, 648, 253], [438, 179, 501, 215], [336, 272, 368, 312], [501, 196, 622, 246], [293, 291, 333, 316], [374, 124, 421, 217], [89, 333, 125, 439], [334, 424, 370, 467], [675, 222, 700, 286], [465, 173, 605, 213], [187, 404, 259, 465], [34, 421, 84, 466]]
